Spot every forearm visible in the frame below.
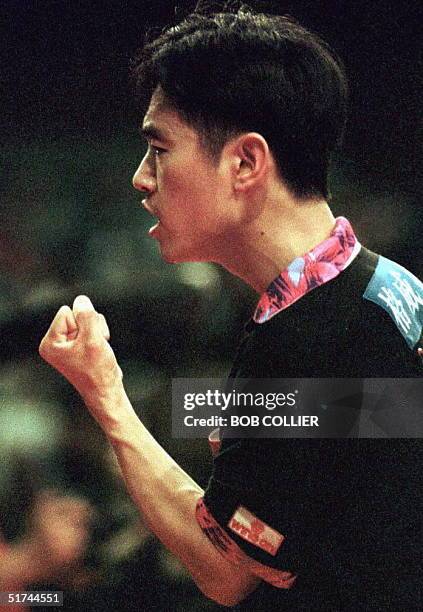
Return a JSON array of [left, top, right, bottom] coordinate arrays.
[[101, 391, 207, 563], [39, 297, 259, 605], [88, 385, 259, 606]]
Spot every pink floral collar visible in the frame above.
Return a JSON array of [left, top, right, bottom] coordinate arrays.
[[253, 217, 361, 324]]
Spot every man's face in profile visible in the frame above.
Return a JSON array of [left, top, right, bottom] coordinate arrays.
[[132, 88, 238, 264]]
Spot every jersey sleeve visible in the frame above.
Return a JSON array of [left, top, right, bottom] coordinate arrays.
[[195, 435, 354, 589]]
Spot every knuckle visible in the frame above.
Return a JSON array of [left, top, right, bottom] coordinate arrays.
[[85, 338, 102, 354], [77, 310, 97, 321], [39, 337, 50, 358]]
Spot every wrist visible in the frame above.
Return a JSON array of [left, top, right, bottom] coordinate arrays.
[[82, 382, 139, 436]]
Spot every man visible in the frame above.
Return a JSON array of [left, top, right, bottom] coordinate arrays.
[[39, 9, 422, 610]]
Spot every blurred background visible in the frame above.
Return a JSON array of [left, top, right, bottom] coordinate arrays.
[[0, 0, 421, 610]]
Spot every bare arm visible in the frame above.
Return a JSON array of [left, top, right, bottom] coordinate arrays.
[[39, 296, 260, 606]]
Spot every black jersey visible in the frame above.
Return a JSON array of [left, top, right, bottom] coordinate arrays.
[[197, 244, 422, 611]]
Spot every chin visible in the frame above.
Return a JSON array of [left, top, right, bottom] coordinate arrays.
[[159, 246, 206, 265], [158, 244, 187, 264], [161, 252, 179, 264], [157, 236, 213, 264]]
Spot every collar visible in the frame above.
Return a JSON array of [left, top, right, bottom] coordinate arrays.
[[253, 217, 361, 324]]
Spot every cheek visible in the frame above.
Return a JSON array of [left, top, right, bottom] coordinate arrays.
[[158, 158, 220, 227], [162, 169, 203, 208], [158, 164, 184, 196]]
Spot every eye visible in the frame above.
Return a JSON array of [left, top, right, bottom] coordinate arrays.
[[151, 144, 166, 156]]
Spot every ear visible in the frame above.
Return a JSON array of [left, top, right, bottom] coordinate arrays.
[[229, 133, 271, 192]]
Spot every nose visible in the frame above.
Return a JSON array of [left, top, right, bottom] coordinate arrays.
[[132, 153, 156, 193]]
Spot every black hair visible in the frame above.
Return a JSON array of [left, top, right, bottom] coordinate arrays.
[[132, 7, 348, 200]]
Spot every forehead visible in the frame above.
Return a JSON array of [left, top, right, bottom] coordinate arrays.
[[142, 87, 198, 145]]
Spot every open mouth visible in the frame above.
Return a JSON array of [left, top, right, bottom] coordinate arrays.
[[148, 221, 160, 236], [143, 200, 162, 237]]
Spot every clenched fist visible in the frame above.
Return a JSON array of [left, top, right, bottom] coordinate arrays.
[[39, 296, 123, 413]]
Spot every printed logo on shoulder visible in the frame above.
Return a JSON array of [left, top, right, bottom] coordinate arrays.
[[228, 506, 284, 556], [363, 256, 423, 349]]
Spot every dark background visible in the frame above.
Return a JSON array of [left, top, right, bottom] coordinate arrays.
[[0, 1, 421, 609], [2, 0, 421, 181], [1, 0, 421, 306]]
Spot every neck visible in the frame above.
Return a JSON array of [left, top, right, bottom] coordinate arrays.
[[214, 189, 336, 294]]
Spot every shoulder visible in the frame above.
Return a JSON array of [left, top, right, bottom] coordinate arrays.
[[354, 249, 422, 375], [361, 251, 422, 346], [234, 248, 422, 377]]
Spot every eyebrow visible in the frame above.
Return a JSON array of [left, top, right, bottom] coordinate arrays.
[[140, 123, 168, 143]]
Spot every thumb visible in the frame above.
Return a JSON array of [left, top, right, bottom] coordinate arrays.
[[72, 295, 103, 342], [73, 295, 95, 316]]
